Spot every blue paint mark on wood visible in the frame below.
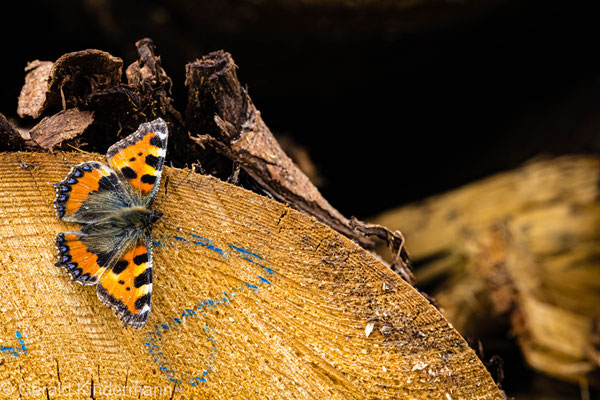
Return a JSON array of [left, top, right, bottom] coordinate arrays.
[[0, 346, 17, 357], [190, 234, 226, 255], [228, 243, 276, 276], [263, 266, 275, 275], [145, 232, 282, 387], [144, 277, 271, 387], [157, 233, 227, 256], [1, 331, 27, 358], [228, 244, 263, 260], [259, 276, 272, 285]]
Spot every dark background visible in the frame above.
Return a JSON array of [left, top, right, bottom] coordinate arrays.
[[3, 1, 600, 220], [2, 1, 600, 397]]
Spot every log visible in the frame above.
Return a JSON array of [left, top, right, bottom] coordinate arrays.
[[0, 152, 503, 399], [372, 156, 600, 384]]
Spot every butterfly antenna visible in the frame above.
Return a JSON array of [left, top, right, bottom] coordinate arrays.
[[156, 165, 195, 208]]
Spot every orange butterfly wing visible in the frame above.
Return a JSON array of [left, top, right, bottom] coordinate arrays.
[[106, 118, 167, 206], [55, 232, 110, 285], [53, 161, 128, 223], [96, 237, 153, 329]]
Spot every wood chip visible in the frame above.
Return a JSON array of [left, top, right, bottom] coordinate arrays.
[[29, 109, 94, 150], [17, 60, 53, 119]]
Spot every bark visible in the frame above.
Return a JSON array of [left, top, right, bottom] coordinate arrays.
[[29, 109, 94, 150], [0, 113, 37, 150], [17, 60, 53, 119]]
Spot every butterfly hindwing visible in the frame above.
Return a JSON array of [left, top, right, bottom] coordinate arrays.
[[55, 232, 110, 285], [96, 234, 153, 329], [106, 118, 168, 206], [55, 229, 133, 284], [53, 161, 129, 224]]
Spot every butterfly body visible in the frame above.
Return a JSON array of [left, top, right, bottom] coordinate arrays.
[[53, 118, 168, 329], [81, 207, 162, 235]]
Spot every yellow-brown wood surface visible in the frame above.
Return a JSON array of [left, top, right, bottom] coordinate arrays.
[[0, 152, 502, 399]]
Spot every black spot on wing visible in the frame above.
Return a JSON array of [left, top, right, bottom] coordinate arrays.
[[113, 260, 129, 274], [135, 293, 152, 310], [134, 268, 152, 288], [133, 253, 149, 266], [145, 154, 160, 169], [121, 166, 138, 179], [150, 135, 166, 149], [141, 174, 156, 184]]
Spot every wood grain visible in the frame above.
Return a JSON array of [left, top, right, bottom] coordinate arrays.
[[0, 152, 502, 399]]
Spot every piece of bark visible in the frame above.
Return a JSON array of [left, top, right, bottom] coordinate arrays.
[[0, 113, 37, 150], [372, 156, 600, 383], [29, 109, 95, 150], [17, 60, 54, 119], [0, 151, 504, 399], [126, 39, 171, 91], [46, 49, 123, 110], [125, 38, 175, 116], [350, 217, 414, 283], [185, 51, 411, 275], [14, 40, 192, 159]]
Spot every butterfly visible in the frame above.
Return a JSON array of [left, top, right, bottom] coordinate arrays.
[[53, 118, 168, 329]]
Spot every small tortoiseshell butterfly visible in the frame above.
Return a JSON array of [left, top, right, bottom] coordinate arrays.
[[53, 118, 168, 329]]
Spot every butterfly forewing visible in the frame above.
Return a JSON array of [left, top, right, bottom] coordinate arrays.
[[53, 161, 130, 224], [106, 118, 168, 206]]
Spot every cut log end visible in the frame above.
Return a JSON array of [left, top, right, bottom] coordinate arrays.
[[0, 152, 503, 399]]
